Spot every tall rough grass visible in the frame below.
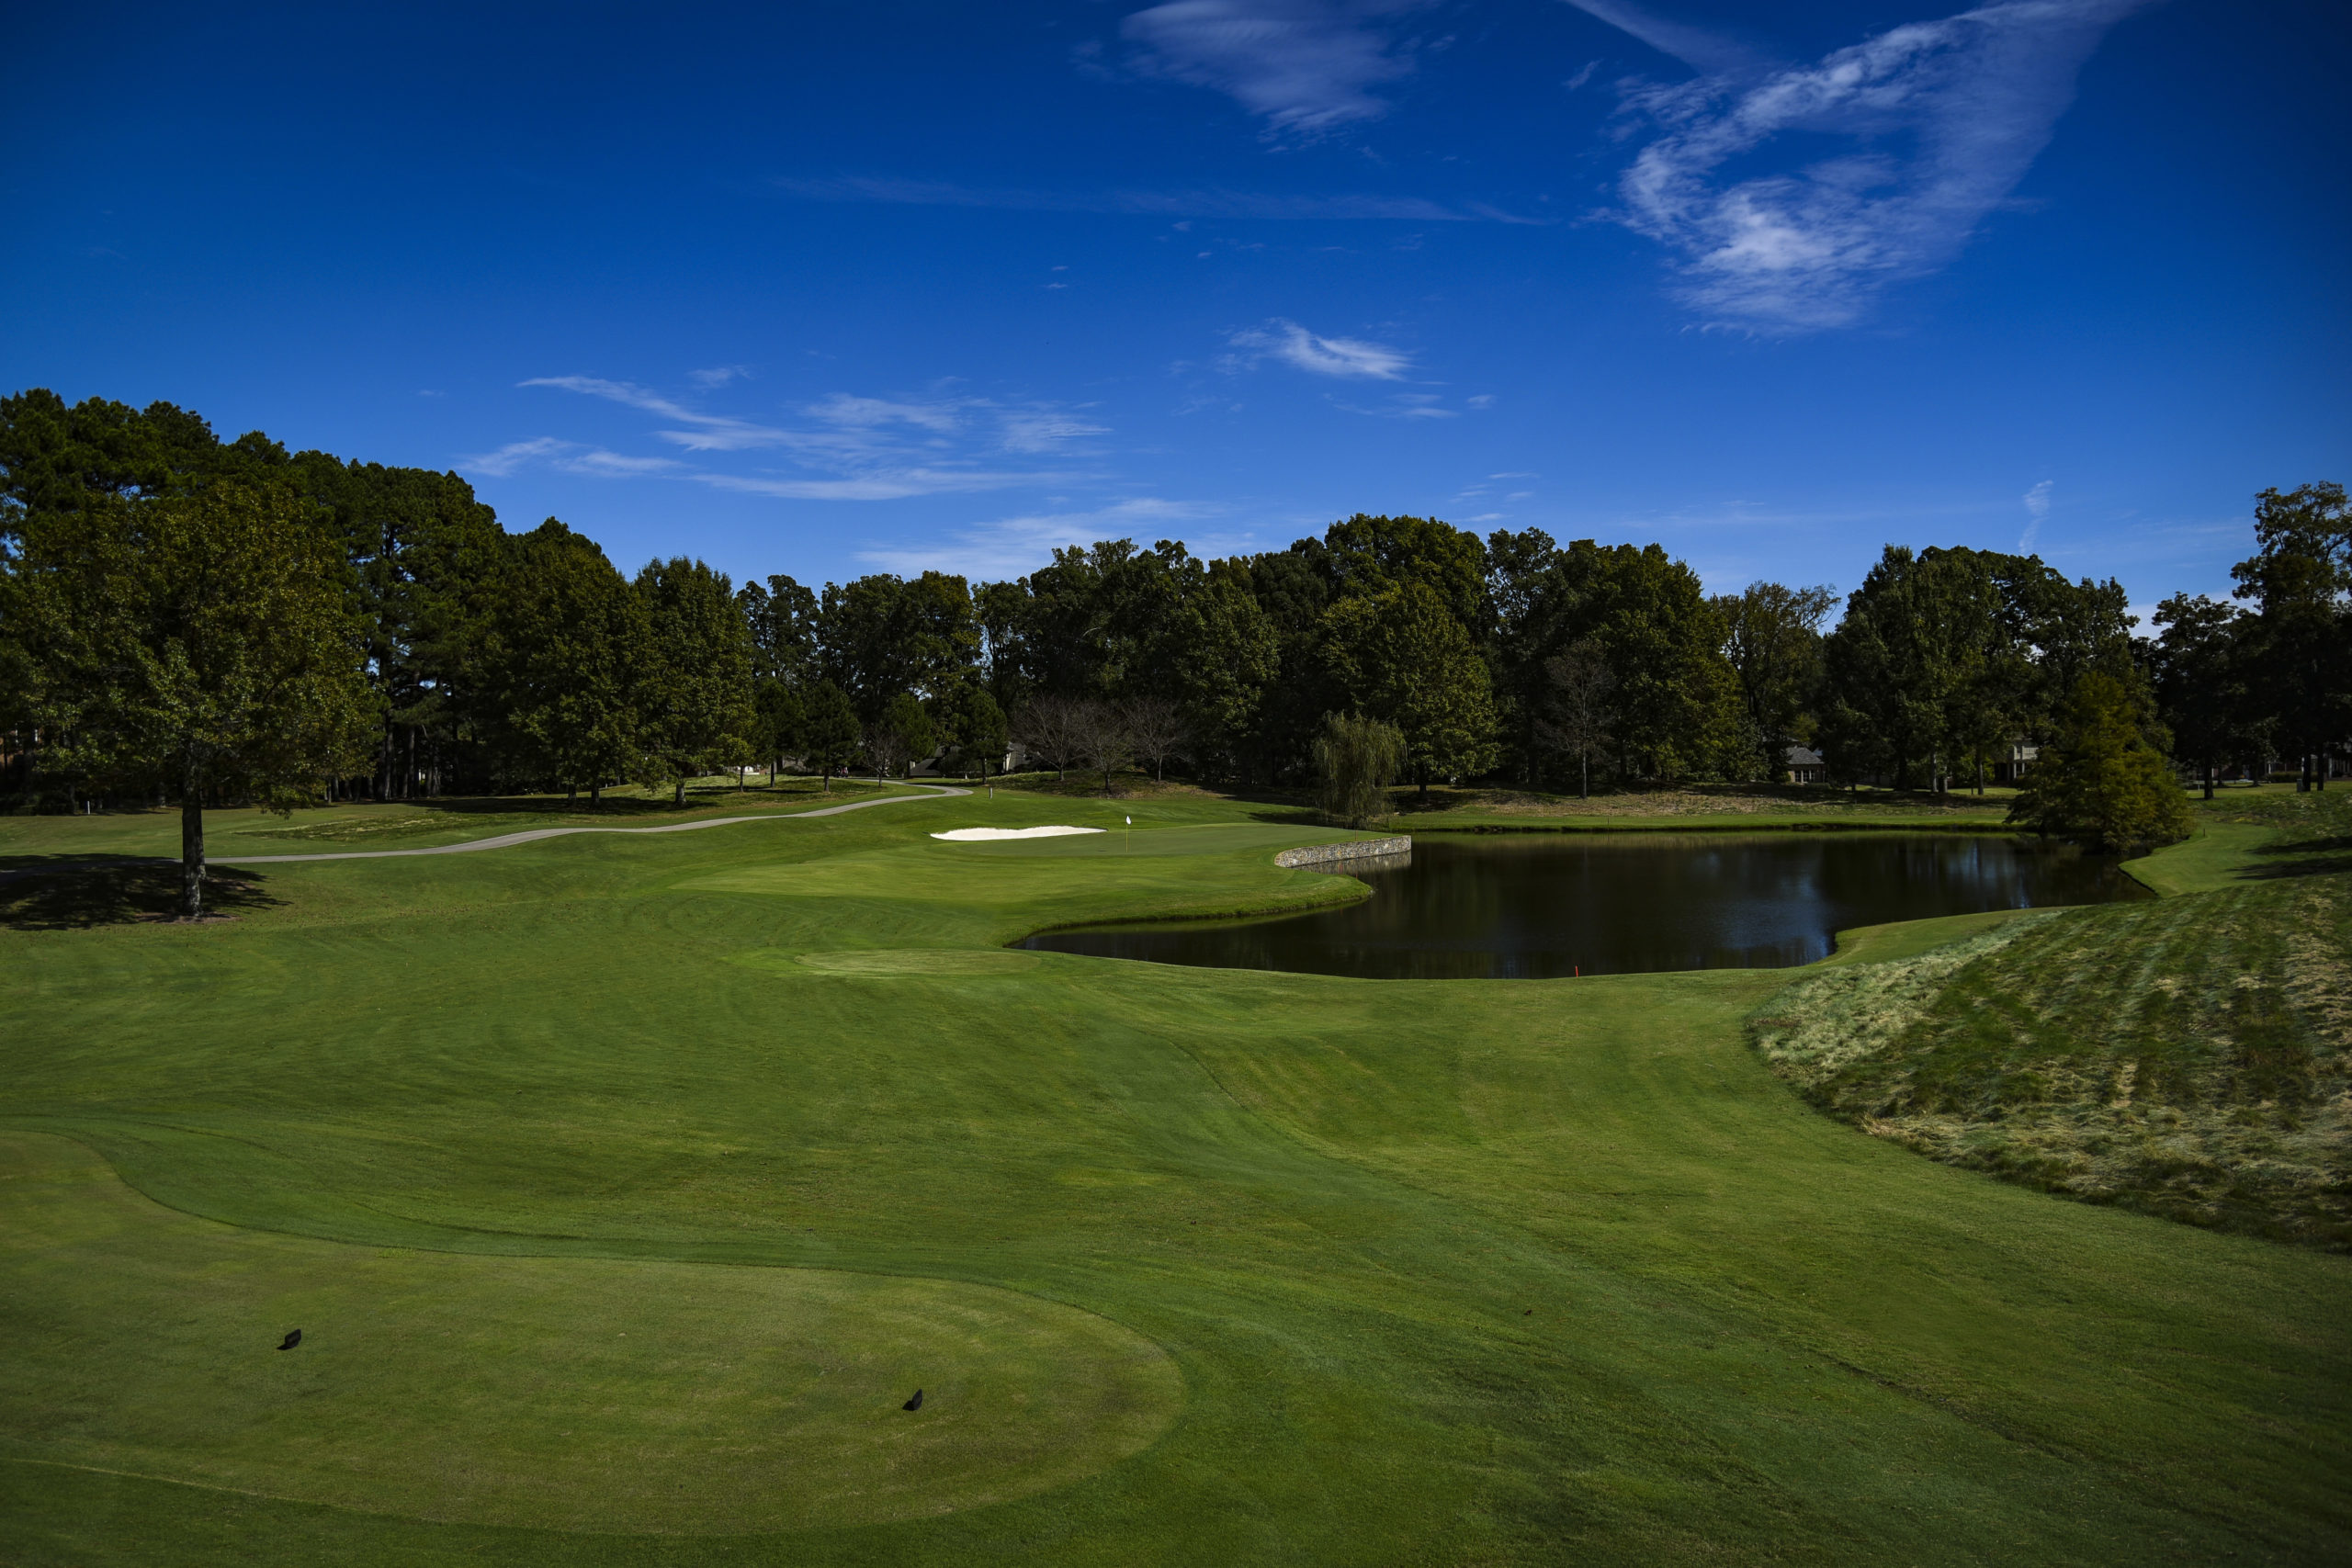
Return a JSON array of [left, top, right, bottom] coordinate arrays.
[[1753, 878, 2352, 1250]]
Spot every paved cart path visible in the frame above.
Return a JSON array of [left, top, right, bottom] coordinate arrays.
[[0, 783, 971, 880]]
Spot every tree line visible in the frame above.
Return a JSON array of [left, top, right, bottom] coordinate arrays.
[[4, 389, 2346, 912]]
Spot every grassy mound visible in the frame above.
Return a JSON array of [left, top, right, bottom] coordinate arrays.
[[1754, 798, 2352, 1249]]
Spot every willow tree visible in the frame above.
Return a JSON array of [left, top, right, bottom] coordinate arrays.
[[1313, 711, 1405, 827], [13, 483, 373, 916]]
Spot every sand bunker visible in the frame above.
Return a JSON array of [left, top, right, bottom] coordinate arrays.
[[931, 826, 1104, 841]]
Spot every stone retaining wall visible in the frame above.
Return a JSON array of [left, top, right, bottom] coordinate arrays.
[[1273, 835, 1412, 869]]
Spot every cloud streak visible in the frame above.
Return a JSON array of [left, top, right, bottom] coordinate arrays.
[[2019, 478, 2052, 549], [492, 377, 1106, 501], [857, 499, 1225, 579], [1227, 319, 1412, 378], [1608, 0, 2151, 332], [1118, 0, 1433, 136]]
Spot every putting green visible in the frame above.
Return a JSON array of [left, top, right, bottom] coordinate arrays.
[[0, 1133, 1182, 1534]]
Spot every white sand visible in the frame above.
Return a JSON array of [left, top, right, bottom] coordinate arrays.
[[929, 826, 1105, 841]]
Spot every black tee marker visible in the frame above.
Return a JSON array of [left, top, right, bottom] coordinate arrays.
[[901, 1389, 923, 1411], [277, 1329, 302, 1350]]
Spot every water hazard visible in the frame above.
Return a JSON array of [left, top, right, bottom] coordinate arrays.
[[1019, 832, 2148, 979]]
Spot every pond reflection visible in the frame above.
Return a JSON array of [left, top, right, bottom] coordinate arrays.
[[1020, 833, 2147, 979]]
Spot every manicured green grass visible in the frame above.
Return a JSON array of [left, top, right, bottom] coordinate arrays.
[[0, 1134, 1182, 1532], [0, 789, 2346, 1564]]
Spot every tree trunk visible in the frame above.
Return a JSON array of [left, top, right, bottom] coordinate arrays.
[[180, 770, 205, 919], [673, 774, 685, 807], [822, 764, 831, 794], [2203, 764, 2215, 801], [591, 783, 602, 807]]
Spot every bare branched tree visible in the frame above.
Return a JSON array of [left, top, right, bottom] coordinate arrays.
[[1012, 693, 1087, 782], [1075, 698, 1135, 795], [1119, 694, 1190, 783]]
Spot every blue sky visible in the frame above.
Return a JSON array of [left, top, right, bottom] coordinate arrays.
[[6, 1, 2346, 618]]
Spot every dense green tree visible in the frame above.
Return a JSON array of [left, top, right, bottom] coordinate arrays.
[[634, 558, 756, 805], [799, 681, 864, 791], [948, 685, 1010, 791], [2008, 673, 2193, 851], [1238, 539, 1339, 780], [818, 570, 979, 718], [972, 579, 1034, 711], [2233, 481, 2350, 789], [1318, 581, 1498, 795], [1819, 547, 2005, 791], [11, 483, 374, 914], [2150, 593, 2259, 797], [749, 680, 805, 788], [1714, 581, 1836, 779], [737, 573, 821, 686], [0, 389, 282, 528], [1560, 540, 1742, 781], [865, 692, 936, 779], [1484, 526, 1580, 783], [1312, 711, 1405, 828], [1161, 561, 1277, 779], [483, 521, 644, 804], [1323, 513, 1488, 635], [290, 455, 506, 798]]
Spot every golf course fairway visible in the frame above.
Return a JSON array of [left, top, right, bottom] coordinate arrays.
[[1, 788, 2345, 1565]]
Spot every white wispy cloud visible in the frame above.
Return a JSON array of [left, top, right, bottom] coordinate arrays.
[[1333, 390, 1457, 419], [857, 499, 1225, 579], [1607, 0, 2151, 332], [504, 377, 1103, 500], [1119, 0, 1434, 136], [1562, 0, 1770, 74], [2019, 478, 2052, 550], [1227, 318, 1411, 378], [697, 469, 1058, 502], [460, 437, 683, 479], [689, 365, 752, 389]]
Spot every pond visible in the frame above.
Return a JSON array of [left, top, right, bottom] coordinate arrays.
[[1019, 832, 2149, 979]]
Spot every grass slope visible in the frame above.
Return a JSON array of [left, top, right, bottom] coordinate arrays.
[[1754, 795, 2352, 1249], [0, 790, 2346, 1564]]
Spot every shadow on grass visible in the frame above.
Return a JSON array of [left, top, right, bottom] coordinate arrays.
[[2244, 835, 2352, 881], [0, 858, 285, 931]]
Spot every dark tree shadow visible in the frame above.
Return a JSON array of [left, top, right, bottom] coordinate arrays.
[[0, 858, 285, 931], [2243, 835, 2352, 882]]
